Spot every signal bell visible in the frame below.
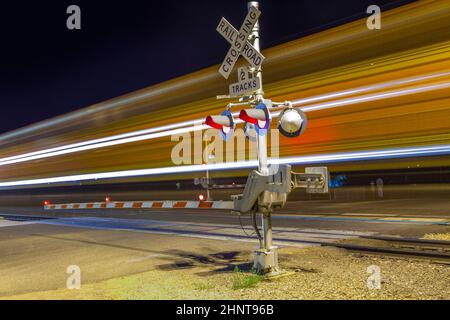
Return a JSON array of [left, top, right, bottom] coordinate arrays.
[[277, 108, 307, 137], [204, 110, 235, 140]]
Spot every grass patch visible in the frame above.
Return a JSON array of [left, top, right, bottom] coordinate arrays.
[[232, 266, 264, 290]]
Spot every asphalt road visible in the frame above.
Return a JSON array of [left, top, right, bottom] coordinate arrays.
[[0, 202, 449, 298]]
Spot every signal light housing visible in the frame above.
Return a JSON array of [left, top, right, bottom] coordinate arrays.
[[277, 108, 307, 138], [239, 102, 271, 136], [204, 110, 235, 140]]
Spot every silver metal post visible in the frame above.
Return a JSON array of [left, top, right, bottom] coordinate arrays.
[[248, 1, 279, 275], [206, 168, 211, 201], [206, 151, 215, 201], [262, 214, 273, 249], [248, 1, 269, 177]]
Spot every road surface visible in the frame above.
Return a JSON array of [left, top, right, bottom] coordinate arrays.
[[0, 203, 448, 298]]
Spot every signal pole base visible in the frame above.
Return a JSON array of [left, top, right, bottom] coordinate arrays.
[[253, 246, 280, 275]]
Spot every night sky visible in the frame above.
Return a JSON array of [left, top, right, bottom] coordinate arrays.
[[0, 0, 415, 134]]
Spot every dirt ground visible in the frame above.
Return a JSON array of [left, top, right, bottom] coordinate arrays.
[[4, 245, 449, 300]]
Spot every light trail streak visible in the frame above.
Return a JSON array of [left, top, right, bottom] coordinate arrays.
[[0, 125, 208, 166], [1, 144, 450, 188], [0, 72, 449, 167], [300, 82, 450, 112], [291, 70, 450, 106], [0, 119, 205, 163]]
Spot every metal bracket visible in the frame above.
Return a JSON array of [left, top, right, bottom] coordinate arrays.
[[231, 164, 291, 214], [292, 167, 329, 194], [231, 165, 329, 214]]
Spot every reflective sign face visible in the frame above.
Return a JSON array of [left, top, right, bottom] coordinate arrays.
[[229, 77, 260, 98], [216, 6, 265, 79]]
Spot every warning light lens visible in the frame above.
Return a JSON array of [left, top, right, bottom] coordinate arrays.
[[198, 194, 205, 201], [105, 197, 111, 203], [43, 200, 50, 206]]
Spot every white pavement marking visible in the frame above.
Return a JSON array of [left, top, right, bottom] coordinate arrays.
[[0, 220, 36, 228]]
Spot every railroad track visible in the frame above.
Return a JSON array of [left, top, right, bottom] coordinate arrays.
[[326, 235, 450, 265], [0, 213, 448, 264]]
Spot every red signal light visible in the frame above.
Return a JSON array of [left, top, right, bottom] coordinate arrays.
[[238, 108, 266, 125], [238, 102, 271, 135], [204, 110, 235, 140], [205, 115, 228, 130], [43, 200, 50, 206], [198, 194, 205, 201]]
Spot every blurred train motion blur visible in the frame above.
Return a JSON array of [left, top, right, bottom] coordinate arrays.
[[0, 0, 449, 205]]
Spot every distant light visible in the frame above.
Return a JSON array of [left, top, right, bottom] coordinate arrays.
[[198, 194, 205, 201], [105, 196, 111, 203], [43, 200, 50, 206]]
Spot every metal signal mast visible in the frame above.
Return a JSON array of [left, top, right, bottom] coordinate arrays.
[[205, 1, 329, 275]]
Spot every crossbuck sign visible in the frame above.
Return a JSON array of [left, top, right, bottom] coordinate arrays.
[[216, 6, 265, 79]]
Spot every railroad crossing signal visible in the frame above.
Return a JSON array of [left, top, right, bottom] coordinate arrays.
[[216, 6, 265, 79], [206, 1, 329, 275], [204, 109, 235, 141], [238, 101, 271, 136]]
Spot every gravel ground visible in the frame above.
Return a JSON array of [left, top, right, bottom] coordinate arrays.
[[422, 233, 450, 241], [4, 245, 449, 300]]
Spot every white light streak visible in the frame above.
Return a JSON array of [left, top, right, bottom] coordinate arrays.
[[291, 71, 450, 106], [1, 144, 450, 188], [300, 82, 450, 112]]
